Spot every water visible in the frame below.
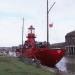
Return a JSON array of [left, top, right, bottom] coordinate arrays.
[[56, 56, 75, 75]]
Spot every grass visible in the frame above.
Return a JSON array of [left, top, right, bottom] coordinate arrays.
[[0, 56, 55, 75]]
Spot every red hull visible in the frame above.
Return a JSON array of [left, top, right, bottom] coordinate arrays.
[[22, 48, 65, 67], [17, 25, 65, 67]]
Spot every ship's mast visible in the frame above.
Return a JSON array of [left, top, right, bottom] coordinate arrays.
[[47, 0, 49, 46], [47, 0, 55, 47], [22, 17, 24, 48]]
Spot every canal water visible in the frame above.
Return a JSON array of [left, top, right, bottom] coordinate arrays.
[[56, 56, 75, 75]]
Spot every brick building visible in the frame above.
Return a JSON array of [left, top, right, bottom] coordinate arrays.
[[50, 31, 75, 56], [65, 31, 75, 55]]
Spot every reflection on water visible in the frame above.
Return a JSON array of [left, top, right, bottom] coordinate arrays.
[[56, 57, 67, 72], [56, 56, 75, 75]]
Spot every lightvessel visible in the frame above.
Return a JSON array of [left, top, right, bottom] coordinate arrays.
[[17, 25, 65, 67], [16, 0, 65, 67]]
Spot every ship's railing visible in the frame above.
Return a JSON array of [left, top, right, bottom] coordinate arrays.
[[35, 42, 48, 48]]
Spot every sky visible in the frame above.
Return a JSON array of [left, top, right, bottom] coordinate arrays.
[[0, 0, 75, 47]]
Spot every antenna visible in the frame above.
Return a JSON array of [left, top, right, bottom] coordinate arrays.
[[47, 0, 56, 47]]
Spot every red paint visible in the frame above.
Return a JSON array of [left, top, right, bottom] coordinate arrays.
[[17, 25, 65, 67]]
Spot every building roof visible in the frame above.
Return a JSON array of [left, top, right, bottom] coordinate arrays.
[[50, 42, 65, 48], [66, 31, 75, 37]]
